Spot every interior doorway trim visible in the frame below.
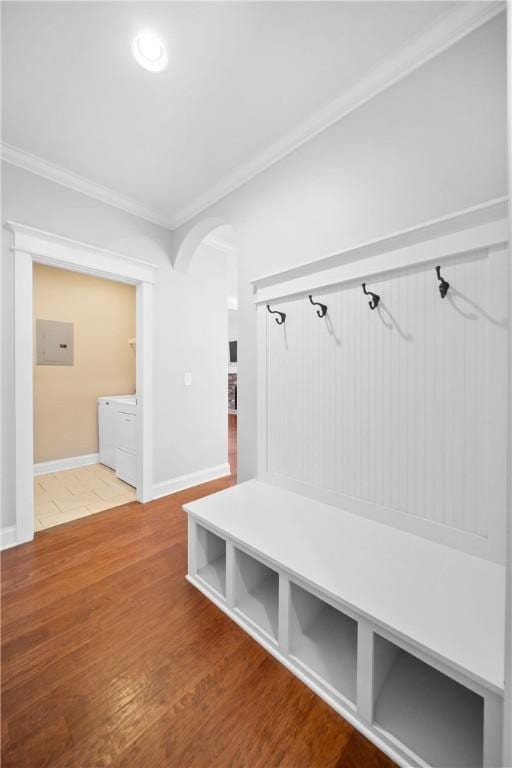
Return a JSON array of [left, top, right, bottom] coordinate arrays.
[[8, 221, 156, 546]]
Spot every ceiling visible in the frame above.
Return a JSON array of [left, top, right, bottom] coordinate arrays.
[[1, 1, 499, 229]]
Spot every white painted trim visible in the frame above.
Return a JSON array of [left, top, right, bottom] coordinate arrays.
[[9, 223, 154, 546], [152, 463, 231, 500], [1, 143, 171, 229], [1, 3, 505, 230], [15, 250, 34, 546], [7, 221, 156, 284], [136, 282, 153, 503], [203, 233, 237, 255], [503, 5, 512, 764], [168, 2, 506, 228], [255, 218, 508, 306], [34, 453, 99, 476], [251, 197, 508, 298], [257, 305, 268, 477], [0, 526, 17, 551]]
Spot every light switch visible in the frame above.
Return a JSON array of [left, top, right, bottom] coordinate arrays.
[[184, 372, 192, 386], [36, 319, 74, 366]]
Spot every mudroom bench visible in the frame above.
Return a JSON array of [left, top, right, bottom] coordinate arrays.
[[184, 479, 505, 768]]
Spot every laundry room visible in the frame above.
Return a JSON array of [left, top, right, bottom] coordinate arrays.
[[32, 263, 137, 530]]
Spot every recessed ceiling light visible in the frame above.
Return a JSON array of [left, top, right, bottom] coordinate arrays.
[[132, 31, 168, 73]]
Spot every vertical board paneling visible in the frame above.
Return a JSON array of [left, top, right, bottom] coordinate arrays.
[[264, 249, 508, 545]]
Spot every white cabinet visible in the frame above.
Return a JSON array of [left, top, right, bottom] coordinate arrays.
[[98, 395, 137, 487], [115, 447, 137, 486], [116, 411, 136, 453], [115, 409, 137, 486]]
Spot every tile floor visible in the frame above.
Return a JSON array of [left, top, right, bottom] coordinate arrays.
[[34, 463, 137, 531]]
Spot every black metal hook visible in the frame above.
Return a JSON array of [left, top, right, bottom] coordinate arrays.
[[308, 294, 327, 318], [435, 266, 449, 299], [267, 304, 286, 325], [362, 283, 380, 310]]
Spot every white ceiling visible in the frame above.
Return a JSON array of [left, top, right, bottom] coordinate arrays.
[[1, 2, 499, 229]]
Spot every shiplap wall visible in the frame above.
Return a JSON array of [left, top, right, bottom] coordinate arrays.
[[261, 245, 508, 562]]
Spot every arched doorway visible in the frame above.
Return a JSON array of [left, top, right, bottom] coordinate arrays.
[[175, 220, 238, 478]]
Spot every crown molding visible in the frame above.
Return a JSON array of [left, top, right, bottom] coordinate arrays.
[[1, 1, 504, 232], [1, 143, 172, 230], [167, 1, 505, 228]]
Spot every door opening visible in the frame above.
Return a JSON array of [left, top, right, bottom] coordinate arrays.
[[10, 221, 155, 546], [32, 264, 137, 531]]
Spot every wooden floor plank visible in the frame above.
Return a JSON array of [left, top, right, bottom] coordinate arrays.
[[1, 417, 396, 767]]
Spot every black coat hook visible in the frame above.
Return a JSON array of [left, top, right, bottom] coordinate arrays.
[[267, 304, 286, 325], [308, 294, 327, 318], [362, 283, 380, 310], [435, 266, 449, 298]]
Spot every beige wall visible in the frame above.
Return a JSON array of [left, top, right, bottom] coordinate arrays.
[[33, 264, 136, 463]]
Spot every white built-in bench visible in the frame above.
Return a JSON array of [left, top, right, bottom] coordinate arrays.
[[184, 480, 505, 768]]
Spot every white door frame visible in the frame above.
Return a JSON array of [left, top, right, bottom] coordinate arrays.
[[8, 221, 156, 545]]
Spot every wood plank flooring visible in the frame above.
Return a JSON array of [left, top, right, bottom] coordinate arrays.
[[2, 417, 396, 767]]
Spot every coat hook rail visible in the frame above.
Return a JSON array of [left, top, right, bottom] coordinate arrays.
[[267, 304, 286, 325], [435, 265, 450, 298], [362, 282, 380, 310], [308, 294, 327, 318]]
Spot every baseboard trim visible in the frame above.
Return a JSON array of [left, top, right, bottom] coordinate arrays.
[[34, 453, 100, 476], [152, 463, 231, 500], [0, 526, 17, 551]]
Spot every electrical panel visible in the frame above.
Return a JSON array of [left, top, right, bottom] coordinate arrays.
[[36, 319, 74, 366]]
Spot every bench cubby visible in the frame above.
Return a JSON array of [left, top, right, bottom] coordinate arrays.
[[373, 634, 484, 768], [184, 480, 505, 768], [195, 524, 226, 598], [289, 582, 357, 705], [234, 548, 279, 641]]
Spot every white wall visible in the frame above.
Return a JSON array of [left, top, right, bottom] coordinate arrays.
[[173, 13, 508, 484], [154, 239, 228, 482], [1, 164, 228, 528], [225, 248, 237, 304], [228, 310, 238, 341], [1, 13, 507, 527]]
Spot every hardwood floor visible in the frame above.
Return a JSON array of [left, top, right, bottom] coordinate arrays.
[[1, 417, 396, 767], [228, 412, 237, 478]]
